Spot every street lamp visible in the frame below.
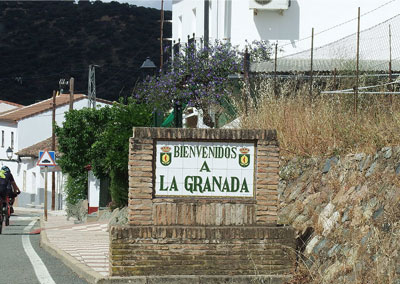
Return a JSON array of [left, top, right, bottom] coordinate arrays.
[[6, 147, 13, 160], [140, 57, 162, 127], [140, 57, 157, 78]]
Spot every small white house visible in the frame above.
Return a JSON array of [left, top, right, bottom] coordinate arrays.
[[172, 0, 400, 58], [0, 94, 112, 209]]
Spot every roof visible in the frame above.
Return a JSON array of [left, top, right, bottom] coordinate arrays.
[[0, 100, 24, 108], [16, 137, 60, 158], [0, 94, 113, 123], [251, 58, 400, 73]]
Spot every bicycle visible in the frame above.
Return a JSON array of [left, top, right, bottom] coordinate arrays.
[[0, 195, 11, 234]]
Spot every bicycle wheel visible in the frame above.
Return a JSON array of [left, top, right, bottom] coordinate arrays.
[[5, 210, 9, 226]]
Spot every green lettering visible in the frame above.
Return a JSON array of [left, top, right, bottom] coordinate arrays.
[[217, 147, 224, 158], [213, 176, 222, 191], [159, 175, 168, 191], [174, 146, 180, 158], [202, 147, 208, 158], [224, 147, 231, 158], [185, 176, 194, 193], [204, 177, 212, 192], [183, 146, 189, 158], [196, 146, 201, 157], [190, 146, 195, 158], [240, 179, 249, 193], [194, 176, 203, 193], [222, 178, 230, 192], [170, 177, 178, 191], [208, 146, 214, 158], [231, 147, 237, 159], [231, 177, 240, 192], [200, 161, 211, 172]]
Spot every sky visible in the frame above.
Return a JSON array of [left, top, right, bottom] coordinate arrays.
[[101, 0, 172, 10]]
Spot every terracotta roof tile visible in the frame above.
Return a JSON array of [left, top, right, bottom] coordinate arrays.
[[16, 137, 59, 158], [0, 94, 112, 122], [0, 100, 24, 107]]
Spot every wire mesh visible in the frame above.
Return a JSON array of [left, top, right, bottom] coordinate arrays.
[[278, 14, 400, 72]]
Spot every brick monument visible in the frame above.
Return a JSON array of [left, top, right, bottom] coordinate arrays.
[[109, 128, 295, 282]]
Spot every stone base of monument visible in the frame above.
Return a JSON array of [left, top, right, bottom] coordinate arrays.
[[109, 225, 295, 280], [98, 275, 292, 284], [113, 128, 296, 282]]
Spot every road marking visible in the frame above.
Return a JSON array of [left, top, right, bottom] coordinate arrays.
[[12, 216, 40, 221], [22, 220, 56, 284]]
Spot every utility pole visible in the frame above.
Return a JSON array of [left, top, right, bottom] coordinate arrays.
[[243, 48, 250, 116], [274, 42, 278, 98], [204, 0, 210, 47], [355, 7, 360, 114], [88, 65, 97, 109], [69, 77, 74, 111], [51, 90, 56, 211], [160, 0, 165, 71], [389, 24, 393, 106], [310, 27, 314, 103]]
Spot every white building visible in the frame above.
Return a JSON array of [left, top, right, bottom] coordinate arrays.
[[0, 94, 112, 209], [172, 0, 400, 58], [0, 100, 23, 114]]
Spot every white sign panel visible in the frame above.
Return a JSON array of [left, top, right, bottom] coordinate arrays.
[[155, 141, 255, 198]]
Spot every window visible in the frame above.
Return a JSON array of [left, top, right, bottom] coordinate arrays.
[[11, 132, 14, 149], [1, 130, 3, 147]]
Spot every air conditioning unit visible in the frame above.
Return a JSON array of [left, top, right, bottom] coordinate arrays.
[[249, 0, 290, 10]]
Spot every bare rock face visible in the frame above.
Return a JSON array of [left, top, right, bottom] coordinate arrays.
[[279, 147, 400, 284]]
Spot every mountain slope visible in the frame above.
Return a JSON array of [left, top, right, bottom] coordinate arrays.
[[0, 1, 171, 105]]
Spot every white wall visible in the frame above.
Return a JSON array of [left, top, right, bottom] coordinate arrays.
[[0, 103, 20, 114], [172, 0, 400, 58], [0, 121, 17, 160], [0, 98, 110, 207], [17, 99, 110, 150], [88, 170, 100, 208]]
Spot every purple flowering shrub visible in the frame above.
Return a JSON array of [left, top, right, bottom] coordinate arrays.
[[134, 40, 272, 127]]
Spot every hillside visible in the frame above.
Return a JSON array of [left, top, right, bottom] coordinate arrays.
[[0, 1, 171, 105]]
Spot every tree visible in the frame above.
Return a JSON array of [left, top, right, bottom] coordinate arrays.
[[134, 40, 272, 127], [56, 101, 152, 207], [55, 107, 112, 204], [135, 40, 241, 127], [91, 99, 153, 207]]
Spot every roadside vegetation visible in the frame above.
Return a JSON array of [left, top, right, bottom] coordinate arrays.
[[241, 77, 400, 159], [55, 99, 152, 207]]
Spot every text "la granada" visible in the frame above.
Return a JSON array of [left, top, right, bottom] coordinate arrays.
[[159, 175, 249, 194]]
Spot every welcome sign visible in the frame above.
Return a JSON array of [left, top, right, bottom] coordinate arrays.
[[155, 141, 255, 198]]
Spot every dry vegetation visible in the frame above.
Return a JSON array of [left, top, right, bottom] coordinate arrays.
[[240, 77, 400, 159], [237, 76, 400, 283]]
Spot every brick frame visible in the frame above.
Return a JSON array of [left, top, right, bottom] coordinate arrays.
[[128, 128, 279, 226]]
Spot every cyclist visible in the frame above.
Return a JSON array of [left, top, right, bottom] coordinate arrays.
[[0, 166, 20, 215]]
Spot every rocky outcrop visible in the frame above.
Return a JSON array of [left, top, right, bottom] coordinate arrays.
[[279, 147, 400, 284]]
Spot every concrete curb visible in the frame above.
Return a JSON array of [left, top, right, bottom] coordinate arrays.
[[39, 217, 106, 284]]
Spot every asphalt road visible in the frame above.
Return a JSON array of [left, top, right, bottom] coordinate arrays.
[[0, 210, 88, 284]]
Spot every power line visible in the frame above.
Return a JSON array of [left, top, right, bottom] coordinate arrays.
[[279, 0, 399, 50]]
